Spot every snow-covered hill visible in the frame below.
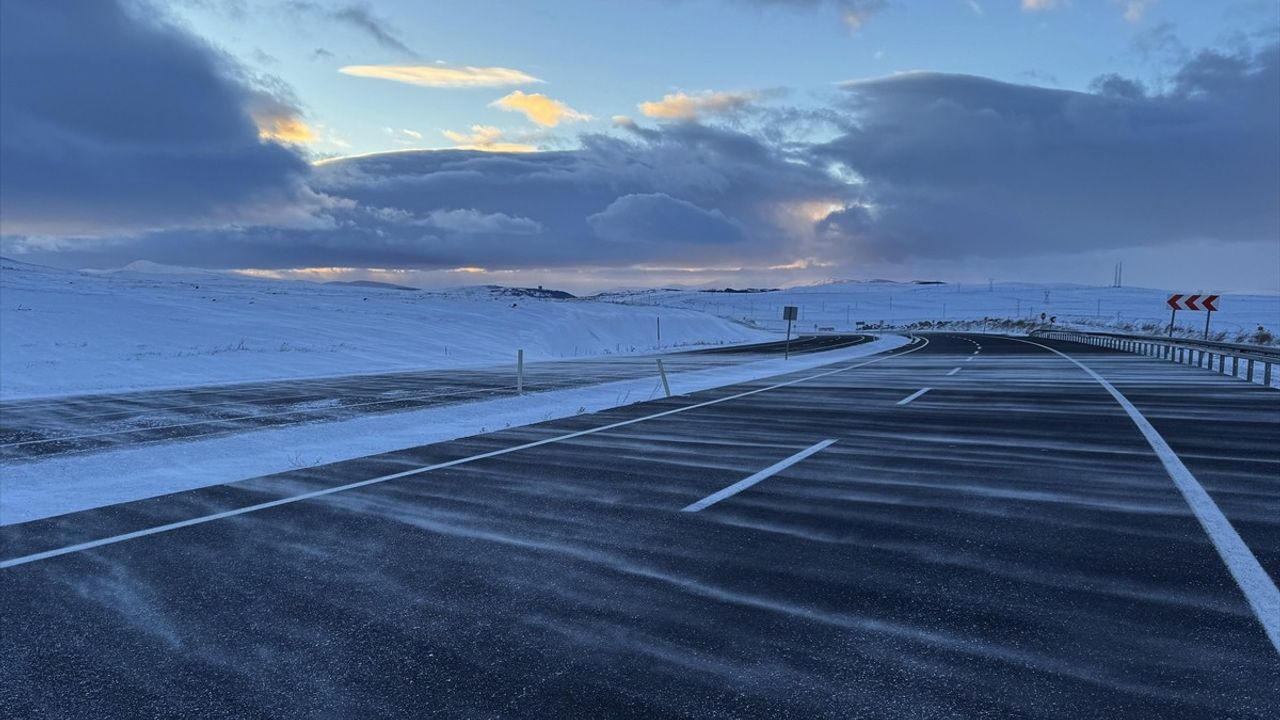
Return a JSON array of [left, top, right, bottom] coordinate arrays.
[[599, 281, 1280, 344], [0, 259, 772, 400]]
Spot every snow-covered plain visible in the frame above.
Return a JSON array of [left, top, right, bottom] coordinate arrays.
[[601, 281, 1280, 343], [0, 259, 772, 400]]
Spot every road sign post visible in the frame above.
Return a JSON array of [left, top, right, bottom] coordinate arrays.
[[1166, 294, 1220, 339], [783, 305, 798, 359]]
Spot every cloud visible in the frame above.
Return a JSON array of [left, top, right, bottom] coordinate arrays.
[[384, 127, 423, 145], [281, 2, 415, 57], [329, 4, 416, 56], [441, 126, 538, 152], [6, 6, 1275, 291], [730, 1, 888, 29], [338, 65, 541, 88], [588, 193, 745, 245], [7, 123, 845, 272], [247, 92, 316, 143], [1115, 0, 1156, 22], [0, 0, 313, 236], [491, 91, 591, 127], [639, 90, 758, 120], [1022, 0, 1060, 10], [422, 208, 543, 235], [814, 43, 1279, 261]]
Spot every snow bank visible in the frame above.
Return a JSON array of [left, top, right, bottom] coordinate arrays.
[[0, 334, 909, 524], [0, 259, 773, 400]]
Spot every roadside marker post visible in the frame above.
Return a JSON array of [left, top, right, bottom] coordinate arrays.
[[517, 349, 524, 395], [783, 305, 799, 359], [656, 358, 672, 398]]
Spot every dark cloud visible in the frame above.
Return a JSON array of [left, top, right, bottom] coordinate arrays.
[[7, 124, 846, 270], [814, 43, 1280, 261], [2, 2, 1274, 290], [0, 0, 312, 235], [285, 2, 416, 57]]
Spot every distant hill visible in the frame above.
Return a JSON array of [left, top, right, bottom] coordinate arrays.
[[324, 280, 419, 291], [450, 284, 576, 300]]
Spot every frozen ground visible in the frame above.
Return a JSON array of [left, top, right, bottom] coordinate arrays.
[[0, 259, 772, 400], [601, 281, 1280, 343]]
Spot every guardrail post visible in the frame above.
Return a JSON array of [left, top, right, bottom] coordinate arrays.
[[1232, 355, 1239, 378], [1266, 362, 1273, 387], [1247, 358, 1255, 382]]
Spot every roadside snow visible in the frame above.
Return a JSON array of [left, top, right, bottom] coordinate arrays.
[[0, 259, 773, 400], [601, 281, 1280, 343], [0, 335, 908, 525]]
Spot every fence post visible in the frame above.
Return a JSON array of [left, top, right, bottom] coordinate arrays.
[[656, 358, 672, 398]]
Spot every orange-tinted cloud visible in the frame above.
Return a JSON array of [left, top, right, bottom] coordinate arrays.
[[638, 90, 756, 120], [491, 91, 590, 127], [442, 125, 537, 152], [339, 64, 541, 88]]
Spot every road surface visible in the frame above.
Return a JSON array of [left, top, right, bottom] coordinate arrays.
[[2, 333, 1277, 718], [0, 334, 869, 462]]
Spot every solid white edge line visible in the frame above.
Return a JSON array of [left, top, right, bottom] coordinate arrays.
[[897, 388, 931, 405], [0, 338, 930, 569], [680, 439, 837, 512], [1011, 337, 1280, 655]]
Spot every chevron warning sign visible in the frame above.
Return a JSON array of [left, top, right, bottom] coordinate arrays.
[[1167, 294, 1219, 312]]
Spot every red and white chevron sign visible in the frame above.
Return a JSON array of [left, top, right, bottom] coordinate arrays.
[[1167, 294, 1220, 311]]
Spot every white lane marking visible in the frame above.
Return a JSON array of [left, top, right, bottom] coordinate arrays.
[[0, 338, 930, 569], [897, 388, 931, 405], [681, 439, 837, 512], [965, 357, 975, 363], [972, 351, 980, 355], [1013, 337, 1280, 655], [946, 367, 962, 376]]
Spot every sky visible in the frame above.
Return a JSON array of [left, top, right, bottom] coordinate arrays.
[[1, 0, 1278, 293]]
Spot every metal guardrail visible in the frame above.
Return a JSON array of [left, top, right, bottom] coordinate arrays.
[[1034, 329, 1279, 388]]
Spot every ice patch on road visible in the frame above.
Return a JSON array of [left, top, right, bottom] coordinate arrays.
[[0, 335, 908, 525]]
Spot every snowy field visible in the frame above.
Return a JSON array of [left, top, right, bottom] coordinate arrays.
[[601, 281, 1280, 343], [0, 259, 772, 400]]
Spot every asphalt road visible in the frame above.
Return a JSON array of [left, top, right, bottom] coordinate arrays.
[[2, 333, 1277, 718], [0, 334, 869, 462]]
